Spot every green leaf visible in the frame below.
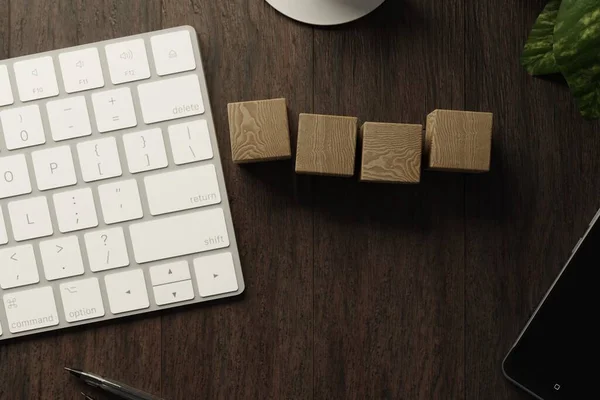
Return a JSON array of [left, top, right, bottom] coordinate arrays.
[[553, 0, 600, 119], [521, 0, 562, 76]]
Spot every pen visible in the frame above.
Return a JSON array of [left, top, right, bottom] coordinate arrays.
[[65, 367, 164, 400]]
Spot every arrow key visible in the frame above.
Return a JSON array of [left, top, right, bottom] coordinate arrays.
[[149, 260, 190, 286], [153, 280, 194, 306], [0, 245, 39, 289], [105, 269, 149, 314], [194, 252, 238, 298]]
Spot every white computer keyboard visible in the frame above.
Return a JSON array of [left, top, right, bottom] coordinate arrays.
[[0, 26, 244, 341]]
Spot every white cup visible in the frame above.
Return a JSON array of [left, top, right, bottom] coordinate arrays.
[[265, 0, 386, 26]]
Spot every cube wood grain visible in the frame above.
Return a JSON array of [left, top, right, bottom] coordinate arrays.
[[425, 109, 493, 172], [228, 98, 291, 163], [295, 113, 358, 177], [360, 122, 422, 183]]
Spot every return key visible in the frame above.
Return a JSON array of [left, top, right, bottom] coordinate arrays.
[[144, 165, 221, 216]]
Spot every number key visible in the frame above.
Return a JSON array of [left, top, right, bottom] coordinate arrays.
[[0, 105, 46, 150]]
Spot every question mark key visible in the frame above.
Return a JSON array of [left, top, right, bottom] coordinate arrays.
[[84, 227, 130, 272]]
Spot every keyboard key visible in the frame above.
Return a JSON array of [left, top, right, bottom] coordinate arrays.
[[0, 244, 39, 289], [0, 208, 6, 245], [46, 96, 92, 141], [3, 286, 59, 333], [0, 65, 14, 106], [151, 30, 196, 76], [98, 179, 143, 224], [91, 87, 137, 133], [40, 236, 85, 281], [145, 165, 221, 216], [53, 188, 98, 233], [149, 260, 191, 286], [153, 280, 194, 306], [59, 47, 105, 93], [194, 252, 238, 297], [122, 128, 168, 173], [0, 154, 32, 199], [60, 278, 105, 323], [84, 227, 129, 272], [8, 197, 53, 241], [105, 39, 150, 84], [104, 269, 149, 314], [77, 137, 123, 182], [32, 146, 77, 191], [138, 74, 204, 124], [168, 120, 213, 165], [13, 56, 59, 102], [0, 207, 7, 247], [130, 208, 229, 264], [0, 105, 46, 150]]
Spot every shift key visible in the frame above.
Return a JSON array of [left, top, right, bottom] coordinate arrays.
[[137, 74, 204, 124], [129, 208, 230, 264], [145, 165, 221, 216]]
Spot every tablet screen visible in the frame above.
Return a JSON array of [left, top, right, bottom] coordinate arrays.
[[503, 212, 599, 399]]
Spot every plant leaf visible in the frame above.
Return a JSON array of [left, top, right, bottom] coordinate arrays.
[[521, 0, 562, 76], [553, 0, 600, 119]]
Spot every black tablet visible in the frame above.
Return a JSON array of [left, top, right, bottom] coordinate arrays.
[[502, 209, 600, 399]]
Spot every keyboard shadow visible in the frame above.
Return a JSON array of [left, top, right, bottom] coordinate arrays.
[[0, 292, 247, 347]]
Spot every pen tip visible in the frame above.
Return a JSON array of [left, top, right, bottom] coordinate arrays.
[[64, 367, 82, 378]]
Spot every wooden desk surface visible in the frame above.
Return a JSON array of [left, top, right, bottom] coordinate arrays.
[[1, 1, 598, 399]]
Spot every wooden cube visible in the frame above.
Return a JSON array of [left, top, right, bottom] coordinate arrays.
[[227, 98, 291, 163], [295, 113, 358, 177], [425, 109, 493, 172], [360, 122, 422, 183]]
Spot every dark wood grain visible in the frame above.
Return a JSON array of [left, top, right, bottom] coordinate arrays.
[[465, 1, 600, 399], [160, 1, 314, 399], [1, 0, 599, 399], [0, 0, 6, 59], [312, 1, 465, 399]]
